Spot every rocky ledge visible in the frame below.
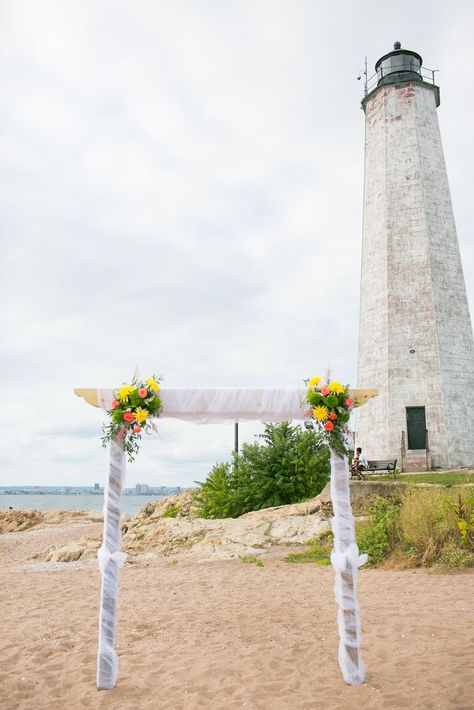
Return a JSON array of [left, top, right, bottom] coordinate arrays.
[[41, 489, 332, 563], [0, 508, 102, 534]]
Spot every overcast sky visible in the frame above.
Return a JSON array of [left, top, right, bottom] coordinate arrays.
[[1, 0, 473, 488]]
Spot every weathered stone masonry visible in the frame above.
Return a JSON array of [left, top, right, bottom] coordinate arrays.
[[356, 46, 474, 469]]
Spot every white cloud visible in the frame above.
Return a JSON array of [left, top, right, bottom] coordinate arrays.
[[1, 0, 473, 486]]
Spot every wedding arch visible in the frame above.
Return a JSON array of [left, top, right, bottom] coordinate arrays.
[[75, 384, 377, 690]]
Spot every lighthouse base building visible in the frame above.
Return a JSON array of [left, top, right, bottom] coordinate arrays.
[[356, 43, 474, 470]]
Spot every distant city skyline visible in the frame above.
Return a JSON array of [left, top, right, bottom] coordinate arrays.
[[0, 484, 185, 496]]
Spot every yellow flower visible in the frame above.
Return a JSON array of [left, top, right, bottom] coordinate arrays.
[[309, 376, 321, 387], [134, 407, 149, 423], [146, 377, 160, 393], [313, 405, 329, 421], [328, 381, 344, 394], [117, 385, 136, 402]]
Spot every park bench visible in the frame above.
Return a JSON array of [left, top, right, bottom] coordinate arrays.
[[365, 459, 398, 476]]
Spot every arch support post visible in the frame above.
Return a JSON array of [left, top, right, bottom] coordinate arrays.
[[330, 449, 367, 684], [97, 432, 127, 690]]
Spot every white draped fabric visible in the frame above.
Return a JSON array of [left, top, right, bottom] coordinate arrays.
[[97, 435, 127, 689], [98, 387, 309, 422], [94, 387, 366, 689], [330, 451, 367, 684]]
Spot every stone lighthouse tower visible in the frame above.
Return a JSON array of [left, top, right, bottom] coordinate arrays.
[[356, 42, 474, 470]]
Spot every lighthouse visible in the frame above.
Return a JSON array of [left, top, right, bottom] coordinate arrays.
[[356, 42, 474, 470]]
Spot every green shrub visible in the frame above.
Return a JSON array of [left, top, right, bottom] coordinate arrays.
[[356, 487, 474, 570], [370, 472, 474, 486], [193, 462, 242, 519], [356, 497, 401, 565], [240, 555, 264, 567], [435, 542, 474, 570], [285, 529, 333, 565], [195, 422, 330, 518], [163, 504, 182, 518], [396, 488, 457, 566]]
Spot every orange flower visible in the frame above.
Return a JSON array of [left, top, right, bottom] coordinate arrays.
[[323, 421, 334, 431], [123, 412, 135, 423]]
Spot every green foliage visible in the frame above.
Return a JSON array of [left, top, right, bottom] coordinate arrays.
[[356, 488, 474, 570], [397, 488, 467, 566], [285, 529, 333, 565], [193, 462, 239, 519], [195, 422, 330, 518], [356, 497, 401, 565], [435, 542, 474, 569], [457, 516, 474, 547], [453, 490, 474, 550], [163, 504, 182, 518], [240, 555, 264, 567], [369, 471, 474, 486]]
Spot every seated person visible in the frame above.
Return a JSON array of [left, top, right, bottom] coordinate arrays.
[[350, 447, 368, 479]]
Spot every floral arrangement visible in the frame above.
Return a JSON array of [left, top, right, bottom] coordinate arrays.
[[101, 375, 163, 461], [305, 376, 353, 454]]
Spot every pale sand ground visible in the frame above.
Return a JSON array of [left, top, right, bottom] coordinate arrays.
[[1, 522, 473, 710]]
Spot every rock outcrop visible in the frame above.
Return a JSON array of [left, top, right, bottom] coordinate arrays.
[[42, 489, 331, 562], [0, 508, 102, 534]]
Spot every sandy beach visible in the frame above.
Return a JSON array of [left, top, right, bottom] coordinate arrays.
[[1, 519, 473, 710]]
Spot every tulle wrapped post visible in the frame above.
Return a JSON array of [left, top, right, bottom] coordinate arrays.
[[330, 449, 367, 684], [97, 433, 127, 690]]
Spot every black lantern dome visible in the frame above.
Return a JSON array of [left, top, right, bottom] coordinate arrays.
[[375, 41, 423, 87]]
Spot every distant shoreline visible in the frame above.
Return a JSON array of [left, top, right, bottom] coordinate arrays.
[[0, 491, 176, 496], [0, 493, 168, 518]]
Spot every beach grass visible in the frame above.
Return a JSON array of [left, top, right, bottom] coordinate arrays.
[[163, 504, 182, 518], [285, 530, 332, 565], [355, 487, 474, 569], [240, 555, 264, 567], [369, 471, 474, 486], [287, 486, 474, 570]]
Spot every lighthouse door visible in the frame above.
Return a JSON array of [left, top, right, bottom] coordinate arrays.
[[406, 407, 427, 449]]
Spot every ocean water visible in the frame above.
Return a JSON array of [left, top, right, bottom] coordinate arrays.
[[0, 494, 167, 518]]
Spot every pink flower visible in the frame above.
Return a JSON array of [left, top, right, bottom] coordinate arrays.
[[138, 388, 148, 398], [345, 398, 353, 407], [328, 412, 337, 421], [133, 424, 142, 433], [321, 386, 329, 396], [123, 412, 135, 423], [111, 400, 120, 409], [323, 421, 334, 431]]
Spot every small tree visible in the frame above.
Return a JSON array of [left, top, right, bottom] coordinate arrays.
[[195, 422, 330, 518]]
